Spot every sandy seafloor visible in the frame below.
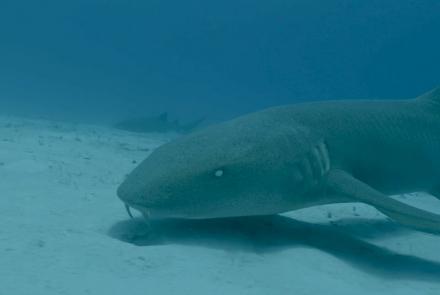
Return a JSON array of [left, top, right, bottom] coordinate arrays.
[[1, 115, 440, 295]]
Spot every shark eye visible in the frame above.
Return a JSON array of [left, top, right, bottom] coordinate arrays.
[[214, 169, 224, 177]]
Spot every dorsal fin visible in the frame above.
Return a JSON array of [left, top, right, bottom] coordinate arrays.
[[158, 112, 168, 122], [416, 86, 440, 105]]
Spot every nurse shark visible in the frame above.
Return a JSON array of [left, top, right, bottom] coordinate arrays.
[[118, 87, 440, 234]]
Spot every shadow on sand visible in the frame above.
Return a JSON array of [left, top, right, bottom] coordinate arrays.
[[109, 215, 440, 282]]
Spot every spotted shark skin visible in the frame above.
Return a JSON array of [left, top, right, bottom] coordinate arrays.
[[118, 87, 440, 234]]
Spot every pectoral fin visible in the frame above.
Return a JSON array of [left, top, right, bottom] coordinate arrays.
[[326, 169, 440, 234]]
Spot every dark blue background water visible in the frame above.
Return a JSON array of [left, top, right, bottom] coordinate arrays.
[[0, 0, 439, 123]]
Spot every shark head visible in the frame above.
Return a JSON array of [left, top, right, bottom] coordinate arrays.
[[117, 111, 317, 219]]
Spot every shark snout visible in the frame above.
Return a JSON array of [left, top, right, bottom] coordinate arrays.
[[117, 172, 181, 218], [116, 177, 141, 204], [117, 175, 152, 210], [117, 183, 155, 218]]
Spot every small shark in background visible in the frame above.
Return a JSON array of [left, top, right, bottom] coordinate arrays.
[[118, 87, 440, 234], [114, 112, 204, 134]]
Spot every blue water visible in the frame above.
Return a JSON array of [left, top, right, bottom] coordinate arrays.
[[0, 0, 439, 124]]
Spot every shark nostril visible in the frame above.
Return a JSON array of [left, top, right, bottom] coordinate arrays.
[[123, 201, 152, 220], [125, 204, 134, 218]]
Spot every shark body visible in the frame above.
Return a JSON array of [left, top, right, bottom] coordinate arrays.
[[115, 112, 204, 134], [118, 88, 440, 233]]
